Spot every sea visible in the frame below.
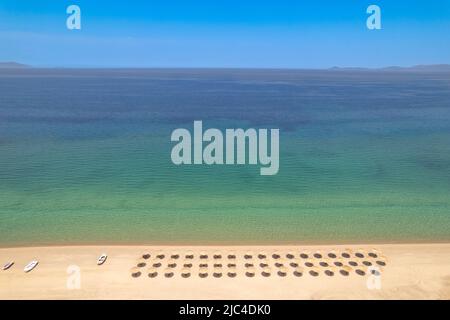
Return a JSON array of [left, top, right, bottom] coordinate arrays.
[[1, 68, 449, 246]]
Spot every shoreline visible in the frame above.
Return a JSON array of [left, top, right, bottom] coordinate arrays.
[[1, 243, 450, 299]]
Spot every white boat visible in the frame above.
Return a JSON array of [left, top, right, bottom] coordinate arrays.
[[24, 260, 39, 273], [97, 254, 107, 265], [2, 261, 14, 270]]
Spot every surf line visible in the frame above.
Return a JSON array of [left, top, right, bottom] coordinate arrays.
[[170, 121, 279, 175]]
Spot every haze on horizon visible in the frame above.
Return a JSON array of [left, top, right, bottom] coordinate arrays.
[[0, 0, 449, 68]]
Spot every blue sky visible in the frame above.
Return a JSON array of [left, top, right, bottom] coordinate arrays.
[[0, 0, 449, 68]]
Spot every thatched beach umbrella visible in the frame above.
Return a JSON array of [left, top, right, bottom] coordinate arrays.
[[300, 250, 310, 259], [170, 252, 180, 259], [213, 261, 223, 268], [164, 268, 174, 278], [244, 262, 254, 268], [152, 260, 162, 268], [198, 267, 208, 278], [355, 266, 367, 276], [339, 265, 352, 276], [227, 266, 237, 278], [167, 259, 177, 268], [183, 261, 193, 268], [181, 267, 191, 278], [142, 253, 151, 260], [199, 263, 208, 268], [341, 248, 352, 259], [286, 252, 295, 259], [368, 248, 379, 258], [261, 267, 271, 277], [130, 267, 141, 278], [227, 263, 237, 268], [319, 260, 329, 268], [313, 250, 323, 259], [293, 266, 303, 277], [362, 259, 373, 267], [376, 255, 387, 266], [333, 258, 344, 267], [327, 250, 337, 259], [308, 266, 320, 277], [244, 251, 253, 260], [259, 259, 269, 268], [227, 251, 237, 260], [348, 260, 359, 267], [355, 248, 367, 259], [257, 251, 267, 259], [272, 251, 281, 259], [245, 266, 256, 278], [136, 258, 147, 268], [304, 258, 314, 268], [213, 252, 222, 260], [147, 267, 158, 278], [274, 258, 285, 268], [324, 266, 337, 277], [289, 259, 300, 268], [277, 266, 288, 277], [199, 251, 208, 260], [185, 251, 194, 259], [213, 267, 223, 278], [155, 251, 165, 259]]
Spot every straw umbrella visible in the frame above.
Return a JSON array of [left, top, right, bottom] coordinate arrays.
[[227, 251, 237, 260], [213, 267, 222, 278], [245, 262, 254, 268], [245, 266, 256, 277], [355, 248, 367, 259], [167, 259, 177, 268], [333, 258, 344, 267], [274, 258, 285, 268], [290, 259, 300, 268], [308, 266, 320, 277], [183, 261, 193, 268], [261, 267, 271, 277], [319, 260, 329, 268], [272, 251, 281, 259], [152, 260, 162, 268], [313, 250, 323, 259], [368, 248, 379, 258], [155, 251, 165, 259], [244, 251, 253, 260], [348, 260, 358, 267], [142, 253, 151, 260], [362, 260, 373, 267], [136, 258, 147, 268], [327, 250, 337, 259], [213, 261, 223, 268], [185, 251, 194, 259], [164, 268, 174, 278], [130, 267, 141, 278], [293, 266, 303, 277], [228, 263, 237, 268], [341, 248, 352, 259], [213, 252, 222, 260], [147, 267, 158, 278], [227, 266, 237, 278], [199, 252, 208, 260], [198, 267, 208, 278], [259, 259, 269, 268], [181, 267, 191, 278], [304, 258, 314, 268], [257, 251, 267, 259], [170, 252, 180, 259], [376, 255, 387, 266], [324, 266, 337, 277], [340, 265, 352, 276], [199, 263, 208, 268], [300, 250, 310, 259], [355, 267, 366, 276], [277, 266, 288, 277], [286, 252, 295, 259]]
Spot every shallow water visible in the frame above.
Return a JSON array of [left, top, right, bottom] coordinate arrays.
[[1, 68, 449, 246]]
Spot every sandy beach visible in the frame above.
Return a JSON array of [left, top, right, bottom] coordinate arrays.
[[0, 243, 449, 300]]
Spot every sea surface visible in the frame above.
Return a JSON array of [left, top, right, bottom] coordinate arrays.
[[1, 68, 450, 246]]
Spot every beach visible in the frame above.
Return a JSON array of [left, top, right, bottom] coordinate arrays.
[[1, 243, 449, 300]]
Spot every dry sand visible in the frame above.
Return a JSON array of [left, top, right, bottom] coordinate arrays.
[[1, 243, 449, 300]]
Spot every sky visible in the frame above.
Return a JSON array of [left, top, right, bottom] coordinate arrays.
[[0, 0, 449, 68]]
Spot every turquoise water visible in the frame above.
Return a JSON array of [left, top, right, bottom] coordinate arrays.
[[1, 68, 450, 246]]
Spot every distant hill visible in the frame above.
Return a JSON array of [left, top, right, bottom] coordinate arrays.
[[0, 62, 30, 68], [329, 64, 450, 72]]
